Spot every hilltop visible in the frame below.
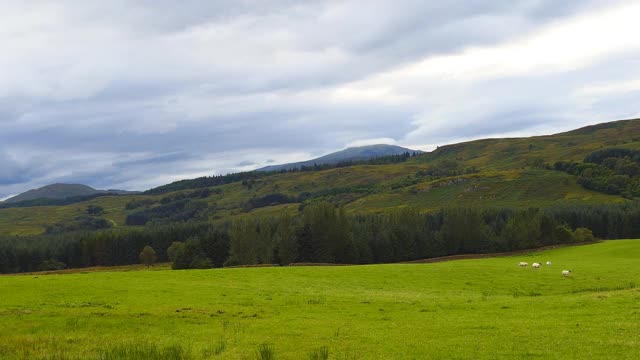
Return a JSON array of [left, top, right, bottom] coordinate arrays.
[[0, 118, 638, 236], [3, 183, 137, 204], [256, 144, 423, 171]]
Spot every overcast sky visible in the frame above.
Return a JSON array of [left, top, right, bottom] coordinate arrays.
[[2, 0, 640, 199]]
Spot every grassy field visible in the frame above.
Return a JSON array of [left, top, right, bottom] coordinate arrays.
[[1, 240, 639, 359]]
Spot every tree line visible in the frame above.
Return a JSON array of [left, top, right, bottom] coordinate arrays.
[[144, 153, 420, 195], [3, 201, 640, 273], [555, 148, 640, 198]]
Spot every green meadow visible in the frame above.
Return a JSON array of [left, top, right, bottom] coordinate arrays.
[[1, 240, 639, 359]]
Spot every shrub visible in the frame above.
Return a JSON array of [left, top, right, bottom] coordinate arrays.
[[166, 242, 185, 263], [125, 199, 156, 210], [99, 342, 192, 360], [202, 339, 226, 357], [256, 344, 275, 360], [126, 199, 208, 226], [573, 227, 595, 243], [139, 246, 157, 267], [38, 259, 66, 271], [45, 216, 112, 234], [87, 205, 104, 215], [309, 346, 329, 360]]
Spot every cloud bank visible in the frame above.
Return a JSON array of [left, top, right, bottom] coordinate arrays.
[[1, 0, 639, 197]]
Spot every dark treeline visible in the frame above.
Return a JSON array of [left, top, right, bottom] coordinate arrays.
[[555, 148, 640, 198], [145, 153, 420, 195], [0, 192, 137, 210], [0, 223, 217, 273], [2, 201, 639, 274], [124, 189, 219, 226]]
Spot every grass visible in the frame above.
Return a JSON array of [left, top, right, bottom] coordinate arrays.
[[0, 240, 639, 359], [346, 169, 624, 212], [2, 119, 639, 237]]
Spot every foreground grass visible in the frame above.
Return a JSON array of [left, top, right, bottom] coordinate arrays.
[[1, 240, 639, 359]]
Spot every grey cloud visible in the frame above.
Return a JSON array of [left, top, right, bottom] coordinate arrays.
[[0, 0, 638, 199], [236, 160, 257, 167]]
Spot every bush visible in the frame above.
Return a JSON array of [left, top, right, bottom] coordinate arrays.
[[125, 199, 156, 210], [309, 346, 329, 360], [38, 259, 66, 271], [256, 344, 275, 360], [139, 246, 157, 267], [166, 242, 185, 263], [573, 228, 595, 243], [46, 216, 112, 234], [553, 224, 574, 243], [99, 342, 192, 360], [87, 205, 104, 215], [190, 256, 213, 269], [126, 199, 208, 226]]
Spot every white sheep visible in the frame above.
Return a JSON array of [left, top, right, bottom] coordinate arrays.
[[532, 262, 541, 269], [519, 262, 528, 267], [546, 261, 551, 266], [562, 270, 572, 276]]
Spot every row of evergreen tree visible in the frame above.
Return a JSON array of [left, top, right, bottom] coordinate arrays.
[[145, 153, 419, 195], [555, 147, 640, 198], [2, 201, 639, 273]]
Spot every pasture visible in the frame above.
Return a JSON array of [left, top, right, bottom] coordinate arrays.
[[1, 240, 639, 359]]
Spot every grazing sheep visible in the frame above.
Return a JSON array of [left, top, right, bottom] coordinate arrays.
[[532, 262, 541, 269], [519, 262, 528, 267], [562, 270, 572, 276], [546, 261, 552, 266]]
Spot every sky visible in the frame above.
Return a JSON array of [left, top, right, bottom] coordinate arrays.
[[2, 0, 640, 199]]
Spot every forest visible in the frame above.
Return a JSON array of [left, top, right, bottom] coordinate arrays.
[[555, 148, 640, 198], [2, 201, 639, 273], [144, 152, 418, 195]]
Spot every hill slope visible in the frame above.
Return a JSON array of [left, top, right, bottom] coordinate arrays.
[[3, 183, 136, 203], [257, 144, 423, 171], [0, 118, 638, 236]]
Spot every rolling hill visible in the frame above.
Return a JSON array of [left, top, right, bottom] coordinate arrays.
[[0, 118, 638, 236], [2, 183, 137, 204], [256, 144, 423, 171]]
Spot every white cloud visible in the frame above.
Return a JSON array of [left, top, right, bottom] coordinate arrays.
[[346, 138, 397, 147], [337, 1, 640, 100], [577, 79, 640, 97], [1, 0, 639, 197]]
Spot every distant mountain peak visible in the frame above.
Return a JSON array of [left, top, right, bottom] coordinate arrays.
[[3, 183, 137, 203], [256, 144, 423, 172]]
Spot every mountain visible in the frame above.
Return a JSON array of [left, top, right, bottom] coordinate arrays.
[[3, 183, 138, 204], [0, 118, 639, 237], [257, 144, 424, 172]]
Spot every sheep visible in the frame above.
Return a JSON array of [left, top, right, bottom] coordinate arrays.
[[562, 270, 572, 276], [519, 262, 528, 267], [532, 262, 541, 269], [546, 261, 552, 266]]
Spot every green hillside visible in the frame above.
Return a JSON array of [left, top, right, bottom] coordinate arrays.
[[1, 240, 638, 359], [0, 118, 638, 237], [257, 144, 423, 171], [2, 183, 137, 204]]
